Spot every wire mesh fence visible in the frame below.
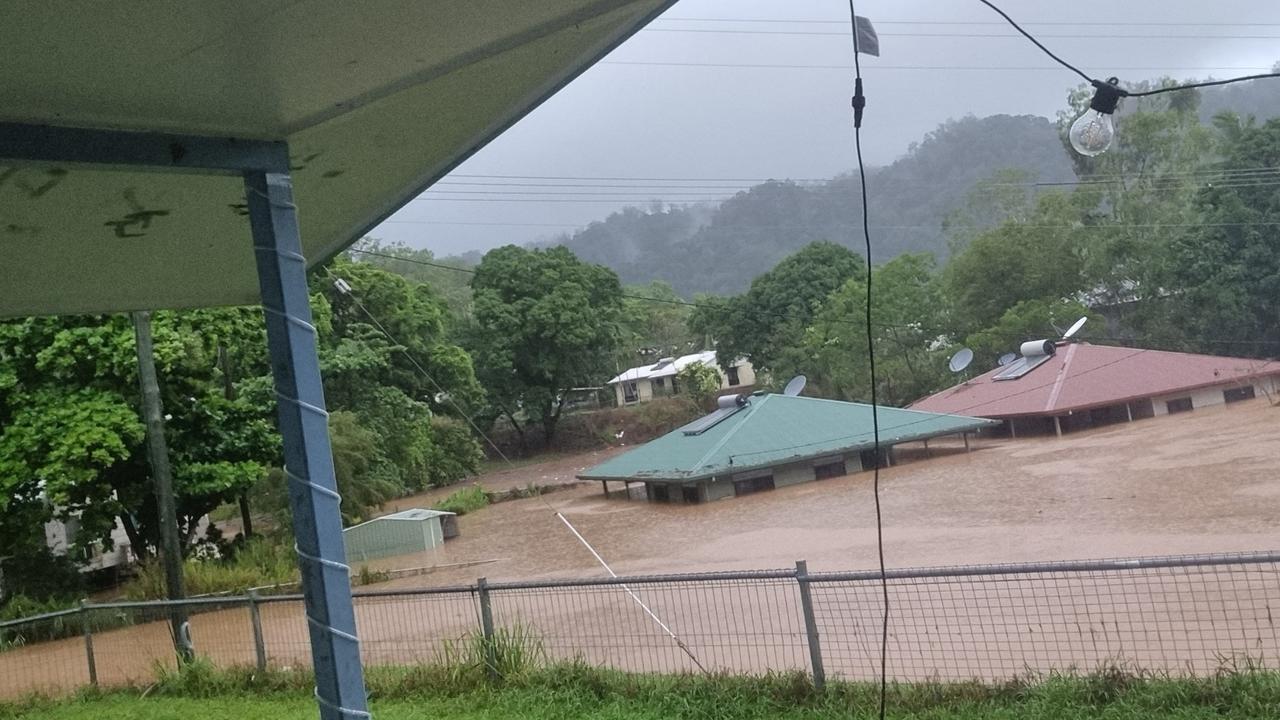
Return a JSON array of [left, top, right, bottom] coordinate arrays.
[[1, 551, 1276, 698]]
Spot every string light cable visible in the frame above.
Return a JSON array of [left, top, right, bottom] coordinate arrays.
[[975, 0, 1280, 156], [845, 3, 890, 719]]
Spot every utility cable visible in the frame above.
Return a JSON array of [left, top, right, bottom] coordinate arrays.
[[327, 268, 709, 674], [846, 3, 889, 718], [976, 0, 1280, 94]]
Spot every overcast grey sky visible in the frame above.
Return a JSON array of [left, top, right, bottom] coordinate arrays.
[[374, 0, 1280, 256]]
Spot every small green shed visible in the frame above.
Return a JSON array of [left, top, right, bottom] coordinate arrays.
[[343, 508, 456, 564]]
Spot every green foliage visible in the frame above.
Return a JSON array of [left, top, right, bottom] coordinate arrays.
[[799, 254, 952, 406], [675, 362, 722, 409], [438, 625, 547, 683], [423, 417, 482, 488], [694, 241, 863, 374], [617, 281, 701, 367], [0, 545, 83, 605], [433, 486, 489, 516], [468, 245, 624, 444], [1158, 116, 1280, 357], [942, 191, 1089, 337], [122, 538, 298, 600], [12, 664, 1280, 720]]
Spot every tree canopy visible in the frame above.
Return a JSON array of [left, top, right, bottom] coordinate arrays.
[[468, 245, 624, 444]]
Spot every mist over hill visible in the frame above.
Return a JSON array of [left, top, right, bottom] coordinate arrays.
[[546, 75, 1280, 297], [554, 114, 1075, 296]]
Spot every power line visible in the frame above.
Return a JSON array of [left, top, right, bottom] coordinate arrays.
[[601, 60, 1274, 72], [643, 27, 1280, 40], [657, 17, 1280, 28]]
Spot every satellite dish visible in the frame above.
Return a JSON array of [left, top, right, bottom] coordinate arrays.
[[948, 347, 974, 373], [1063, 316, 1088, 340], [783, 375, 807, 397], [997, 352, 1017, 367]]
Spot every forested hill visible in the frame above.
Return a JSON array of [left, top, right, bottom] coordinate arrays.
[[556, 114, 1076, 296]]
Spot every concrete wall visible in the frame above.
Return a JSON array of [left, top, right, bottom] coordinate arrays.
[[773, 462, 816, 488], [705, 476, 734, 501], [612, 378, 656, 406], [1150, 379, 1275, 417], [720, 361, 757, 389]]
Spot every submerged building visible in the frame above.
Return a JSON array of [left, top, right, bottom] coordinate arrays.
[[911, 342, 1280, 437], [578, 392, 995, 503]]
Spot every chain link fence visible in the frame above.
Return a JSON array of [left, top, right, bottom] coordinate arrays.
[[2, 551, 1276, 698]]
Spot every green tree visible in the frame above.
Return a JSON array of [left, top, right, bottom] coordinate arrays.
[[800, 254, 952, 406], [617, 281, 699, 367], [692, 242, 863, 375], [1158, 116, 1280, 358], [469, 245, 624, 446], [675, 362, 722, 409], [943, 191, 1090, 337]]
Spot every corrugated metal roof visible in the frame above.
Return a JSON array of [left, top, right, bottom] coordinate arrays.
[[578, 394, 996, 482], [607, 351, 717, 384], [911, 343, 1280, 418], [347, 507, 454, 530]]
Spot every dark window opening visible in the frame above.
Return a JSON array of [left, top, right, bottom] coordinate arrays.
[[1224, 386, 1255, 404], [653, 377, 664, 388], [651, 484, 670, 502], [733, 474, 775, 497], [726, 366, 741, 386], [623, 382, 638, 403], [681, 485, 701, 503], [814, 460, 847, 480], [1166, 397, 1193, 414]]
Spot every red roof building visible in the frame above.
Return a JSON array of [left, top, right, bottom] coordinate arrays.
[[910, 342, 1280, 437]]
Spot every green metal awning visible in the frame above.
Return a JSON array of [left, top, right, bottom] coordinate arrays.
[[579, 394, 997, 483], [0, 0, 673, 318]]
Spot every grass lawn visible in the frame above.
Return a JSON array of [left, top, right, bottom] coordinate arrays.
[[5, 665, 1279, 720]]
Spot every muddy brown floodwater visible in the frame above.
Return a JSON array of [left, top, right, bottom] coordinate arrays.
[[3, 399, 1277, 697]]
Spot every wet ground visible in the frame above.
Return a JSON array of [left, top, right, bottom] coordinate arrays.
[[5, 399, 1277, 696]]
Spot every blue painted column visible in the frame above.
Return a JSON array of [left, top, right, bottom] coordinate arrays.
[[245, 171, 370, 719]]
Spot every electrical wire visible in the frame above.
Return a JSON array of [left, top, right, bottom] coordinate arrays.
[[845, 4, 888, 718], [976, 0, 1280, 93]]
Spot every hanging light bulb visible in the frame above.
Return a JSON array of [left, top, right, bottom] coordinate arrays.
[[1069, 77, 1126, 157]]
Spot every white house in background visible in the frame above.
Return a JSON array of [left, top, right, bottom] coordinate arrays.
[[44, 515, 135, 572], [607, 351, 757, 406]]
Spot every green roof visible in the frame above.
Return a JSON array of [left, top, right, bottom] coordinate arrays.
[[578, 394, 997, 483]]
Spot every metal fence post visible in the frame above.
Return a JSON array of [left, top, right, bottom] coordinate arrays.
[[248, 590, 268, 673], [795, 560, 825, 690], [79, 600, 98, 687], [476, 577, 498, 680]]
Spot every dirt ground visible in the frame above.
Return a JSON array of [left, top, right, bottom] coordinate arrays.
[[4, 399, 1278, 696]]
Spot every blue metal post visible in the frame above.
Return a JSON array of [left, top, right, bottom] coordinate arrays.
[[245, 171, 369, 719]]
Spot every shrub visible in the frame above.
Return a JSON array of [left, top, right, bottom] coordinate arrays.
[[433, 486, 489, 515], [122, 538, 298, 600]]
